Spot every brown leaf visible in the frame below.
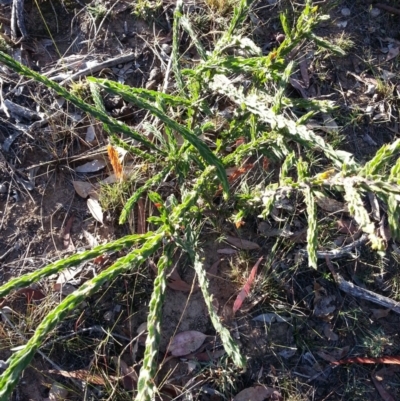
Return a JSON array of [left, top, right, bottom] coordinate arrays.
[[47, 369, 112, 385], [233, 385, 282, 401], [75, 159, 107, 173], [73, 181, 96, 199], [107, 144, 124, 180], [332, 356, 400, 365], [233, 257, 263, 314], [16, 288, 45, 301], [316, 350, 338, 363], [167, 279, 193, 292], [62, 216, 75, 250], [194, 348, 226, 361], [371, 308, 391, 319], [386, 46, 399, 61], [323, 324, 339, 341], [217, 248, 238, 255], [87, 197, 103, 224], [315, 195, 348, 213], [169, 331, 207, 357], [225, 236, 260, 250], [371, 373, 396, 401], [299, 56, 310, 88], [337, 218, 359, 235], [111, 357, 138, 391]]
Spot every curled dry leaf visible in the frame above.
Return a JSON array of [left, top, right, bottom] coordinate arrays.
[[323, 324, 339, 341], [169, 331, 207, 357], [73, 181, 96, 199], [233, 385, 282, 401], [225, 236, 260, 250], [16, 288, 45, 301], [75, 159, 107, 173], [87, 197, 103, 224], [233, 257, 263, 314], [371, 308, 391, 319], [252, 313, 290, 324], [167, 279, 193, 292]]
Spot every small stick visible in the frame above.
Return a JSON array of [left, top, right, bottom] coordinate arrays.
[[325, 256, 400, 314], [375, 3, 400, 16]]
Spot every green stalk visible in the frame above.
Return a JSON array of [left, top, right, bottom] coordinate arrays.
[[135, 245, 172, 401], [0, 52, 162, 153], [0, 233, 163, 401], [0, 233, 153, 298]]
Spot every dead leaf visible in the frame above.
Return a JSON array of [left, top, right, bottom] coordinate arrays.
[[167, 279, 193, 292], [337, 218, 359, 235], [332, 356, 400, 365], [371, 308, 391, 319], [87, 197, 103, 224], [83, 230, 98, 248], [233, 257, 263, 314], [62, 216, 75, 250], [107, 144, 124, 180], [316, 350, 338, 363], [299, 56, 309, 88], [75, 159, 107, 173], [233, 385, 282, 401], [56, 265, 83, 284], [252, 313, 290, 324], [111, 357, 138, 391], [169, 331, 207, 357], [46, 381, 68, 401], [53, 283, 77, 296], [386, 46, 399, 61], [73, 181, 96, 199], [217, 248, 238, 255], [85, 125, 96, 142], [16, 288, 45, 301], [194, 348, 226, 361], [315, 194, 348, 213], [371, 373, 396, 401], [322, 113, 339, 133], [225, 236, 260, 250], [47, 369, 112, 385], [323, 324, 339, 341]]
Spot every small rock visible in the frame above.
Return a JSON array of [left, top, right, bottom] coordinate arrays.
[[341, 7, 351, 17], [370, 8, 380, 18]]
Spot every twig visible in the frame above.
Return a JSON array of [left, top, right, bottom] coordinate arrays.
[[375, 3, 400, 16], [300, 234, 368, 259], [53, 53, 136, 84], [325, 256, 400, 314]]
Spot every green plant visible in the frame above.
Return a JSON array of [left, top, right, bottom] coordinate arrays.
[[0, 0, 400, 400]]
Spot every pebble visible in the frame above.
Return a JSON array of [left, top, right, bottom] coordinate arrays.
[[341, 7, 351, 17]]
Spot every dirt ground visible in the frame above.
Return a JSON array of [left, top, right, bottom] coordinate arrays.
[[1, 0, 400, 400]]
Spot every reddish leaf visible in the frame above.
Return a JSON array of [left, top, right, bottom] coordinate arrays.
[[217, 248, 238, 255], [169, 331, 207, 357], [332, 356, 400, 365], [62, 216, 75, 250], [16, 288, 45, 301], [371, 374, 396, 401], [233, 257, 263, 314]]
